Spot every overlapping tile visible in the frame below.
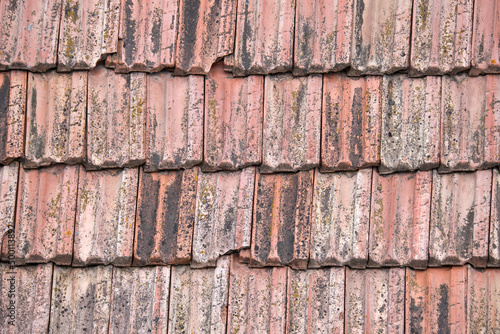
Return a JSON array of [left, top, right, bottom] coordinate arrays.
[[491, 168, 500, 266], [0, 163, 18, 263], [467, 266, 500, 333], [471, 0, 500, 75]]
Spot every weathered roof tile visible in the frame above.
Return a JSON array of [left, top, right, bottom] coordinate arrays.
[[467, 266, 500, 333], [470, 0, 500, 75], [0, 162, 19, 263], [490, 168, 500, 266]]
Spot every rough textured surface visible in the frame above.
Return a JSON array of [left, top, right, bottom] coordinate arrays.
[[471, 0, 500, 75], [467, 266, 500, 333], [491, 168, 500, 266], [0, 163, 18, 263]]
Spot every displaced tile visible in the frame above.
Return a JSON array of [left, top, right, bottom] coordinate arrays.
[[227, 255, 287, 334], [73, 168, 138, 266], [238, 248, 251, 263], [58, 0, 120, 71], [25, 71, 87, 168], [321, 73, 381, 171], [262, 74, 321, 173], [430, 170, 492, 267], [345, 268, 405, 334], [294, 0, 353, 75], [369, 170, 432, 269], [410, 0, 473, 76], [0, 162, 18, 263], [134, 167, 198, 266], [168, 256, 230, 334], [350, 0, 412, 75], [467, 266, 500, 333], [491, 168, 500, 266], [471, 0, 500, 75], [286, 267, 345, 334], [0, 0, 62, 71], [15, 165, 80, 265], [87, 66, 146, 169], [309, 169, 372, 268], [232, 0, 295, 75], [175, 0, 236, 74], [203, 62, 263, 171], [251, 170, 314, 269], [145, 72, 203, 171], [49, 266, 112, 334], [109, 266, 170, 334], [380, 75, 441, 173]]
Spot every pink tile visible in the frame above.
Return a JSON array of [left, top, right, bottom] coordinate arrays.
[[467, 266, 500, 332], [492, 168, 500, 266], [471, 0, 500, 75], [0, 162, 19, 263]]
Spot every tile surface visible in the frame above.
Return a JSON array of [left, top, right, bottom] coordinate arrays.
[[471, 0, 500, 75]]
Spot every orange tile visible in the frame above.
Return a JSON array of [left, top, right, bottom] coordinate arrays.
[[471, 0, 500, 75]]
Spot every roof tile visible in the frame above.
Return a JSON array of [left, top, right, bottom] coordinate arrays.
[[0, 162, 19, 262], [467, 266, 500, 333], [470, 0, 500, 75], [491, 168, 500, 266]]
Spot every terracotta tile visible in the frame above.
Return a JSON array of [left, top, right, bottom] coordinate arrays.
[[25, 71, 87, 168], [232, 0, 295, 75], [491, 168, 500, 266], [309, 169, 371, 268], [294, 0, 353, 75], [251, 170, 314, 269], [471, 0, 500, 75], [175, 0, 236, 74], [410, 0, 473, 76], [467, 266, 500, 333], [0, 162, 19, 263], [0, 263, 52, 333], [109, 266, 170, 334], [49, 265, 112, 334], [406, 267, 467, 333], [193, 167, 255, 268], [262, 74, 321, 173], [15, 165, 79, 265], [321, 74, 381, 171], [349, 0, 412, 75], [430, 170, 492, 267], [380, 75, 441, 173], [369, 170, 432, 269], [203, 62, 263, 171], [227, 255, 287, 334], [0, 0, 62, 71], [133, 167, 198, 266], [168, 256, 230, 334], [345, 267, 405, 334], [58, 0, 120, 71], [87, 66, 146, 169], [286, 267, 345, 334], [73, 168, 138, 266], [145, 72, 203, 171]]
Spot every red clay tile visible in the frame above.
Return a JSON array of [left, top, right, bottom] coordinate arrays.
[[133, 167, 198, 266], [0, 162, 19, 263], [251, 170, 314, 269], [262, 74, 321, 173], [58, 0, 120, 71], [294, 0, 353, 75], [380, 75, 441, 173], [232, 0, 295, 75], [430, 170, 492, 267], [175, 0, 236, 74], [410, 0, 473, 76], [145, 72, 203, 171], [49, 265, 112, 334], [406, 267, 467, 333], [227, 255, 287, 334], [349, 0, 412, 75], [0, 0, 62, 71], [87, 66, 146, 169], [15, 165, 80, 265], [25, 71, 87, 168], [467, 266, 500, 333], [321, 73, 381, 171], [192, 167, 255, 268], [109, 266, 170, 334], [345, 267, 405, 334], [369, 170, 432, 269], [309, 169, 372, 268], [73, 168, 138, 267], [471, 0, 500, 75], [203, 62, 263, 171], [491, 168, 500, 266]]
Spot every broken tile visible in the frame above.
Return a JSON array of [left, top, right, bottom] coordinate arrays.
[[251, 170, 314, 269], [73, 168, 138, 267], [15, 165, 80, 265], [262, 74, 321, 173], [380, 75, 441, 173], [467, 266, 500, 333], [470, 0, 500, 75], [430, 170, 492, 267], [134, 167, 198, 266], [25, 71, 87, 168], [87, 66, 146, 169], [203, 62, 263, 171], [0, 162, 19, 263], [321, 73, 381, 171], [491, 168, 500, 266], [309, 169, 372, 268]]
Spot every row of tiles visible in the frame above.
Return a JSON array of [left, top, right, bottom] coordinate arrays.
[[1, 0, 500, 76], [1, 163, 500, 269], [1, 66, 499, 173], [1, 259, 498, 333]]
